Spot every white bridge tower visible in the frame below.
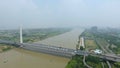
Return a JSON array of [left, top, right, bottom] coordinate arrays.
[[20, 25, 23, 43]]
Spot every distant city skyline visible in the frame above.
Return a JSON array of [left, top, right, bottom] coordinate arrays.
[[0, 0, 120, 29]]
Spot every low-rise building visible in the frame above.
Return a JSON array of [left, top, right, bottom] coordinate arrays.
[[94, 49, 102, 54]]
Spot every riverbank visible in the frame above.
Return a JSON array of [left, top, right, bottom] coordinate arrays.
[[0, 44, 13, 53]]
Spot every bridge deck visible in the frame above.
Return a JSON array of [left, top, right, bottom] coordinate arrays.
[[21, 43, 76, 58], [0, 40, 120, 62]]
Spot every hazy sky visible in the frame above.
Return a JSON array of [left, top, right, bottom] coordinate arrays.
[[0, 0, 120, 29]]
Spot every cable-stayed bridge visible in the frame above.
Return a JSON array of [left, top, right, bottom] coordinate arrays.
[[0, 40, 120, 62]]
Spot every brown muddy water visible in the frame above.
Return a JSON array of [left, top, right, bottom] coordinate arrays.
[[0, 28, 84, 68], [35, 28, 84, 49], [0, 49, 69, 68]]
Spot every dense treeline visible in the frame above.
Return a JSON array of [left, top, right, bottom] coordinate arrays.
[[85, 55, 102, 68], [66, 55, 103, 68], [66, 55, 86, 68]]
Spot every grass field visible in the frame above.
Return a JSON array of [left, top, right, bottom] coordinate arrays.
[[85, 39, 98, 51]]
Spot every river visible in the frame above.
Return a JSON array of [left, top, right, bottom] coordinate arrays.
[[0, 28, 84, 68], [0, 49, 69, 68], [35, 28, 84, 49]]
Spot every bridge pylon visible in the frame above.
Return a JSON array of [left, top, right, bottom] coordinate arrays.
[[20, 25, 23, 46]]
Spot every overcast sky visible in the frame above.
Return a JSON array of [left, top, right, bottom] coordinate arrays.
[[0, 0, 120, 29]]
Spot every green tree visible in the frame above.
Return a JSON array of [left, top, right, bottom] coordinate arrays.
[[80, 46, 84, 50]]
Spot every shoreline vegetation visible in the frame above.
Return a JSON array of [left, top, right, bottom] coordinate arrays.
[[0, 44, 13, 53], [0, 28, 72, 43]]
